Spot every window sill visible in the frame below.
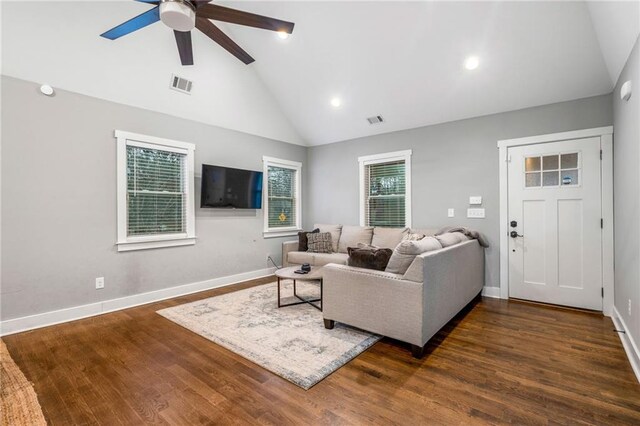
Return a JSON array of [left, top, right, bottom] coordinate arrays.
[[263, 230, 301, 239], [117, 237, 196, 252]]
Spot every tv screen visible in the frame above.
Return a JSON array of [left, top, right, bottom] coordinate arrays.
[[200, 164, 263, 209]]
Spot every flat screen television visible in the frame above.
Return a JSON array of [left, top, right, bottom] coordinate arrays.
[[200, 164, 263, 209]]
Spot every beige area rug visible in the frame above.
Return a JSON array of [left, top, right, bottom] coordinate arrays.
[[0, 339, 47, 426], [157, 281, 381, 390]]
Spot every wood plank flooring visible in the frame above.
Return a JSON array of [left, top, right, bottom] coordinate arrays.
[[4, 277, 640, 425]]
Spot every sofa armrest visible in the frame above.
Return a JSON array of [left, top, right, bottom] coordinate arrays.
[[282, 240, 299, 267], [322, 263, 424, 345], [418, 240, 484, 341]]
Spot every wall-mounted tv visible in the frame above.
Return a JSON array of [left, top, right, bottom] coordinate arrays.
[[200, 164, 263, 209]]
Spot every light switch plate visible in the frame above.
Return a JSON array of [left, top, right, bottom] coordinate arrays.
[[448, 208, 455, 218], [469, 196, 482, 205], [467, 208, 485, 218]]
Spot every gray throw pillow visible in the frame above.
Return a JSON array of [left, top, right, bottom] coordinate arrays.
[[307, 232, 333, 253], [385, 237, 443, 274]]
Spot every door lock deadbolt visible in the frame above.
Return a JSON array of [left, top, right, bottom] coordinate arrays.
[[510, 220, 518, 228]]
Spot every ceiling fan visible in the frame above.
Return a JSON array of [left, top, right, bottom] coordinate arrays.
[[100, 0, 295, 65]]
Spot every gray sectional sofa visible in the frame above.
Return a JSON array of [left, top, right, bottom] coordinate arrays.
[[281, 224, 485, 358]]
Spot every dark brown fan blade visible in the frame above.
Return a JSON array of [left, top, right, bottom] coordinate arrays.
[[174, 31, 194, 65], [195, 17, 254, 64], [196, 4, 294, 34]]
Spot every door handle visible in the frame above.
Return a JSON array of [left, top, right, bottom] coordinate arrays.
[[510, 231, 523, 238]]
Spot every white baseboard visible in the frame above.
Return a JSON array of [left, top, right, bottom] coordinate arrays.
[[612, 307, 640, 383], [482, 286, 502, 299], [0, 267, 277, 337]]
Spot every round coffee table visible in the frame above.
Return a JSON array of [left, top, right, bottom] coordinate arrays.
[[275, 266, 323, 311]]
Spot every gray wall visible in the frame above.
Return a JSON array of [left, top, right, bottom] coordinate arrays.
[[306, 94, 613, 288], [613, 36, 640, 349], [1, 76, 307, 321]]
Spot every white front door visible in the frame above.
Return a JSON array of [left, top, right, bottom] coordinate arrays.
[[508, 137, 602, 310]]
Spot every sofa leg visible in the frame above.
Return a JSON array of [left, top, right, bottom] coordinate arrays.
[[323, 319, 335, 329], [411, 344, 426, 359]]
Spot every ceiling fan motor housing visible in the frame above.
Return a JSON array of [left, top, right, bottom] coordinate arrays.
[[160, 0, 196, 32]]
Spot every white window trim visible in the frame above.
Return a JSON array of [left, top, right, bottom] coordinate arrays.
[[115, 130, 196, 252], [263, 156, 302, 238], [358, 150, 412, 228]]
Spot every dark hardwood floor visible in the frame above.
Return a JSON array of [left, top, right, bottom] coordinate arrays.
[[4, 276, 640, 425]]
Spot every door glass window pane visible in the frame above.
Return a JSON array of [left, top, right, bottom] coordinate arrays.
[[543, 171, 559, 186], [525, 156, 541, 172], [525, 172, 541, 187], [561, 153, 578, 169], [543, 155, 559, 170], [561, 170, 579, 186]]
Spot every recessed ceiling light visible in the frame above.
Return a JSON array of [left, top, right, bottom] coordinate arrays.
[[330, 97, 342, 108], [464, 55, 480, 70], [277, 31, 289, 40]]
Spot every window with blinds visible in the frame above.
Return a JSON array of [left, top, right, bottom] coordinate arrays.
[[116, 131, 195, 252], [364, 160, 407, 227], [263, 157, 302, 234], [267, 165, 296, 228], [127, 146, 186, 236]]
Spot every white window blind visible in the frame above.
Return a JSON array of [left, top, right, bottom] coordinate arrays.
[[361, 155, 410, 227], [127, 146, 187, 235], [267, 165, 297, 229]]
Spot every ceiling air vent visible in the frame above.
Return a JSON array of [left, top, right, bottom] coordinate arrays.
[[170, 74, 193, 95], [366, 115, 384, 125]]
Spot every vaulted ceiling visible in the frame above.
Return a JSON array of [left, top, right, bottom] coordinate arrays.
[[2, 1, 639, 146]]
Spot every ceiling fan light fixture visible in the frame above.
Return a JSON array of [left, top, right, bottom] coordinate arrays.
[[277, 31, 290, 40], [160, 0, 196, 32]]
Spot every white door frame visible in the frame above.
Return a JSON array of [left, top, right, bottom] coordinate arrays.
[[498, 126, 614, 316]]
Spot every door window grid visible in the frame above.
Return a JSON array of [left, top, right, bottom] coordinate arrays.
[[525, 152, 580, 188]]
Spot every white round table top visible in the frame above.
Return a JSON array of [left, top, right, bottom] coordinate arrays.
[[275, 266, 323, 281]]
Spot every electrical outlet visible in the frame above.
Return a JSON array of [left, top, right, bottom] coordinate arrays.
[[448, 208, 455, 218], [629, 299, 632, 316], [95, 277, 104, 289]]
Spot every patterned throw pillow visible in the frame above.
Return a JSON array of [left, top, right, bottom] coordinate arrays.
[[307, 232, 333, 253], [403, 232, 425, 241], [297, 228, 320, 251]]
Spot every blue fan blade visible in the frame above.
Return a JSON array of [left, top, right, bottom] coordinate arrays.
[[100, 6, 160, 40]]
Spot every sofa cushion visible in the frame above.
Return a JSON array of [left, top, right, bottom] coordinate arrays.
[[338, 226, 374, 253], [314, 224, 342, 253], [297, 228, 320, 251], [347, 246, 393, 271], [385, 237, 443, 274], [371, 227, 409, 248], [288, 251, 349, 267], [435, 232, 469, 248], [307, 232, 333, 253]]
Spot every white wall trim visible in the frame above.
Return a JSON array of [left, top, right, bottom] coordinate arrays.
[[612, 307, 640, 383], [497, 126, 613, 148], [0, 267, 277, 337], [482, 286, 502, 299], [498, 127, 615, 311]]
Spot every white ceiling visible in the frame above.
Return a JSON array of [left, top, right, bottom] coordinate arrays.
[[2, 1, 639, 146]]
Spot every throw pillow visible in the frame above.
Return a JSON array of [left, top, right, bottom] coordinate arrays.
[[385, 237, 443, 274], [314, 224, 342, 253], [347, 246, 393, 271], [435, 232, 469, 248], [403, 232, 425, 241], [307, 232, 333, 253], [297, 228, 320, 251]]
